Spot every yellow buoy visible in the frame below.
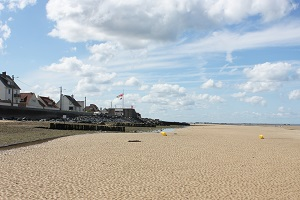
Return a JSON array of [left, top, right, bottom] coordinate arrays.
[[161, 131, 167, 136], [259, 135, 264, 139]]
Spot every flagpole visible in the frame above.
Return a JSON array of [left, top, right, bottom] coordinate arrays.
[[122, 89, 124, 109]]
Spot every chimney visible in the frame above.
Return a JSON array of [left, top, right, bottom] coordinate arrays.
[[2, 72, 6, 77]]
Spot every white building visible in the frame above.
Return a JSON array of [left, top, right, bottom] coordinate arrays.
[[19, 93, 43, 108], [56, 95, 83, 112], [0, 72, 21, 106]]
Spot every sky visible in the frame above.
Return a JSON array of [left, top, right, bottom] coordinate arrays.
[[0, 0, 300, 124]]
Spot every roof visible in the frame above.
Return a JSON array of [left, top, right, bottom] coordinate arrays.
[[38, 96, 58, 108], [0, 72, 21, 90], [85, 104, 99, 112], [65, 95, 81, 107], [20, 93, 35, 105]]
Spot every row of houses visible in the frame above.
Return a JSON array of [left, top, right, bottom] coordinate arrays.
[[0, 71, 100, 112]]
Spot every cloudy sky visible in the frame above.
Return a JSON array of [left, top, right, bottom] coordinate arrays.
[[1, 0, 300, 124]]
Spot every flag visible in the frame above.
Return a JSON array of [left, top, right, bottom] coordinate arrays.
[[116, 93, 124, 99]]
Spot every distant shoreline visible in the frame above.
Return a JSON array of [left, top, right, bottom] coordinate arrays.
[[191, 122, 300, 126]]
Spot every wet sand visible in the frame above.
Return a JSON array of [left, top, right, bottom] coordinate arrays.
[[0, 125, 300, 199]]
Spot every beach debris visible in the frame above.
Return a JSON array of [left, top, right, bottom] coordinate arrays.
[[161, 131, 167, 136], [259, 135, 264, 139], [128, 140, 141, 142]]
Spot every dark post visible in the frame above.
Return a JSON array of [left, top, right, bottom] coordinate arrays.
[[59, 86, 62, 110], [84, 96, 86, 112], [11, 75, 14, 107]]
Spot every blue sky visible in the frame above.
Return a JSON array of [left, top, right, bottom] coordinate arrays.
[[1, 0, 300, 124]]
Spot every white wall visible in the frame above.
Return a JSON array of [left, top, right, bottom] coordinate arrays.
[[26, 94, 43, 108], [62, 96, 71, 111], [0, 82, 5, 100], [0, 81, 21, 104], [77, 101, 84, 112], [60, 96, 82, 112]]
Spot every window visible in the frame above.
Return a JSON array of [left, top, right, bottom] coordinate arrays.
[[8, 89, 10, 94]]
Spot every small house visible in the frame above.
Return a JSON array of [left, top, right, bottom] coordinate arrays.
[[56, 95, 83, 112], [19, 93, 43, 108], [0, 72, 21, 106]]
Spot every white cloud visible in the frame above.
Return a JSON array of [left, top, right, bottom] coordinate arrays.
[[201, 79, 223, 89], [140, 84, 224, 108], [43, 56, 116, 80], [43, 56, 84, 73], [0, 3, 4, 11], [42, 56, 116, 95], [232, 92, 266, 106], [140, 83, 194, 108], [70, 47, 77, 52], [232, 92, 246, 98], [125, 77, 140, 86], [141, 94, 169, 105], [238, 81, 280, 93], [6, 0, 36, 10], [197, 94, 224, 103], [226, 51, 233, 63], [244, 62, 292, 81], [46, 0, 297, 48], [202, 79, 214, 89], [113, 81, 124, 86], [75, 78, 101, 93], [184, 22, 300, 57], [271, 106, 296, 118], [237, 62, 293, 93], [139, 84, 149, 91], [88, 42, 120, 62], [121, 93, 140, 104], [278, 106, 285, 112], [242, 96, 266, 106], [113, 77, 147, 89], [204, 0, 297, 23], [289, 90, 300, 100], [0, 22, 11, 49], [150, 83, 186, 97]]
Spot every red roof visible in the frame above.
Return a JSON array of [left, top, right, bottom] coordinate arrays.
[[38, 96, 58, 108], [20, 93, 34, 105]]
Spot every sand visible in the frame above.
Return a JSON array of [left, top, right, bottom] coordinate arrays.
[[0, 125, 299, 199]]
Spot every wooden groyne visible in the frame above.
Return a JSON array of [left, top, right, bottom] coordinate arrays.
[[50, 123, 125, 132]]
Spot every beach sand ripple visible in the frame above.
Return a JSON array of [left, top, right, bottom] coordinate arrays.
[[1, 125, 300, 199]]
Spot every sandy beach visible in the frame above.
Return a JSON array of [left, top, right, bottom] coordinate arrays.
[[0, 125, 299, 199]]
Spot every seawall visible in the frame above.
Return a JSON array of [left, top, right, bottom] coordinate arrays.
[[0, 105, 92, 120]]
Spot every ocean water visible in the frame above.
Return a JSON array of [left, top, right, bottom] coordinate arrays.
[[161, 128, 175, 133]]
